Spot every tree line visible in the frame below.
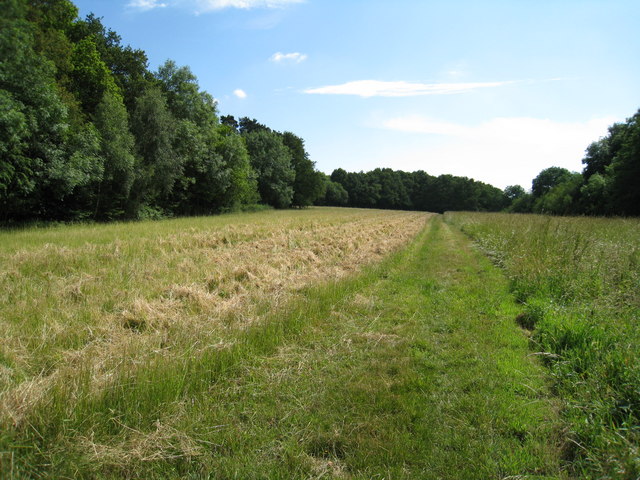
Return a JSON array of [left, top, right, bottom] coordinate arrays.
[[318, 110, 639, 217], [0, 0, 324, 223], [316, 169, 508, 213], [1, 0, 637, 223]]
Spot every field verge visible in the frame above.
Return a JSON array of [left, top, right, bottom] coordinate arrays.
[[446, 211, 640, 479]]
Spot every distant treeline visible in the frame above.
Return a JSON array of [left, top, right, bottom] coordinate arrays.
[[317, 169, 508, 213], [318, 109, 640, 216], [1, 0, 638, 222]]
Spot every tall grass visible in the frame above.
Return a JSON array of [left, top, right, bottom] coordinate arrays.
[[445, 212, 640, 478]]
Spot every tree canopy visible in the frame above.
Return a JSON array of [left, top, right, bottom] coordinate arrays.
[[0, 1, 325, 221], [0, 0, 637, 222]]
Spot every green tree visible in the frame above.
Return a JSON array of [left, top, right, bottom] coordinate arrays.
[[330, 168, 348, 186], [220, 114, 239, 132], [531, 167, 574, 198], [0, 0, 69, 220], [238, 117, 269, 135], [69, 13, 150, 111], [504, 185, 526, 202], [244, 130, 294, 208], [45, 121, 104, 219], [281, 132, 324, 207], [26, 0, 77, 84], [214, 128, 259, 209], [155, 60, 217, 128], [93, 90, 136, 219], [330, 170, 380, 208], [320, 178, 348, 206], [533, 172, 582, 215], [508, 193, 534, 213], [154, 60, 258, 214], [579, 173, 610, 215], [130, 86, 179, 216], [608, 110, 640, 216], [70, 36, 119, 115], [477, 181, 508, 211], [369, 168, 411, 210], [167, 119, 223, 215], [410, 170, 436, 211]]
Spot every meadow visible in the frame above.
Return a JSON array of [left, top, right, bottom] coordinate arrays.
[[445, 212, 640, 479], [0, 207, 566, 478], [2, 207, 637, 479]]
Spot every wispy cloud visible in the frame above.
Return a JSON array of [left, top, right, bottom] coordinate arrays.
[[270, 52, 307, 63], [304, 80, 515, 98], [127, 0, 168, 11], [128, 0, 303, 13], [194, 0, 304, 11], [233, 89, 247, 99], [381, 115, 613, 145]]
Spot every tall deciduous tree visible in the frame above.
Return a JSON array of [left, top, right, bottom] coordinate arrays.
[[533, 172, 582, 215], [46, 121, 104, 219], [281, 132, 324, 207], [130, 86, 179, 216], [69, 36, 119, 115], [155, 60, 217, 128], [0, 0, 69, 220], [69, 13, 150, 110], [238, 117, 269, 135], [93, 90, 136, 219], [531, 167, 574, 198], [608, 110, 640, 216], [26, 0, 77, 86], [504, 185, 526, 202], [316, 174, 347, 206], [244, 130, 294, 208], [215, 128, 259, 209]]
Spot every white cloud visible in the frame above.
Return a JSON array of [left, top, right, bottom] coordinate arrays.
[[270, 52, 307, 63], [233, 89, 247, 99], [304, 80, 514, 98], [195, 0, 303, 11], [127, 0, 168, 11], [128, 0, 302, 13], [376, 115, 617, 188]]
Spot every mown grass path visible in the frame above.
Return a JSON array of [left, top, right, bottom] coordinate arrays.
[[116, 216, 562, 479], [3, 215, 563, 478]]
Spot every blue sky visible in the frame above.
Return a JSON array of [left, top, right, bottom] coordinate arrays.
[[73, 0, 640, 189]]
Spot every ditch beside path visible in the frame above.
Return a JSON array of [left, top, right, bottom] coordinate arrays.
[[169, 215, 563, 479]]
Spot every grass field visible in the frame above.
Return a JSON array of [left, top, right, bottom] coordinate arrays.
[[0, 207, 566, 478], [446, 212, 640, 479]]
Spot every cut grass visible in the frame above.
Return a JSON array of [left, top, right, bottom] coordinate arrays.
[[0, 208, 425, 427], [3, 212, 562, 478]]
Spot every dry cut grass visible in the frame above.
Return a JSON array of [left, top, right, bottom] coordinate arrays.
[[0, 208, 427, 433]]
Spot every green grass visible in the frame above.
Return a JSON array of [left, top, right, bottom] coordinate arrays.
[[445, 211, 640, 479], [1, 211, 562, 478]]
